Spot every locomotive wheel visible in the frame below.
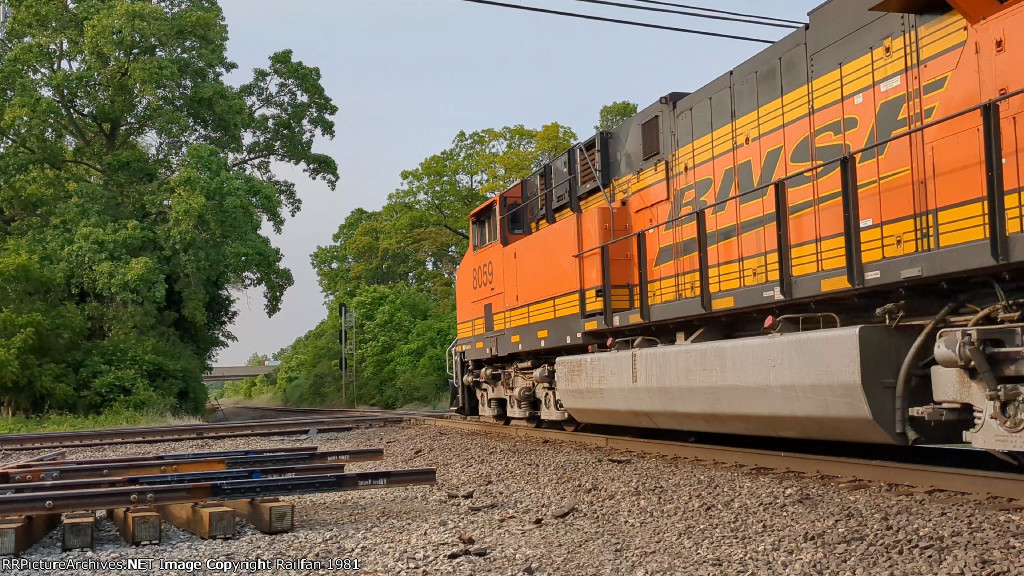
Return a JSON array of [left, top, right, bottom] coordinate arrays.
[[562, 418, 583, 432], [487, 415, 510, 426], [510, 417, 542, 428]]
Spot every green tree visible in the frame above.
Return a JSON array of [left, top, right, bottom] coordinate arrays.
[[273, 315, 344, 406], [595, 100, 639, 131], [246, 353, 271, 367], [293, 123, 575, 408], [0, 0, 337, 414]]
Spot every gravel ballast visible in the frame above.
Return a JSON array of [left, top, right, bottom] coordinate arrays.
[[2, 421, 1023, 575]]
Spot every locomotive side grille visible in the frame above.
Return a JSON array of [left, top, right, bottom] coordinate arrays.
[[578, 141, 599, 189], [641, 116, 661, 161]]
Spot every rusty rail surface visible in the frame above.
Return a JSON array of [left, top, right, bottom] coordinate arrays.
[[0, 462, 357, 494], [223, 405, 447, 417], [427, 418, 1024, 501], [0, 461, 356, 494], [0, 468, 437, 516], [0, 446, 318, 469], [0, 415, 407, 451], [1, 448, 385, 483]]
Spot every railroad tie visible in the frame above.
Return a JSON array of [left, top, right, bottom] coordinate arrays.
[[221, 497, 295, 534], [107, 507, 161, 546], [61, 511, 96, 551], [156, 502, 236, 540], [0, 513, 61, 555]]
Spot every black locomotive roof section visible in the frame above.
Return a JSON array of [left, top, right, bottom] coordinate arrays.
[[808, 0, 889, 53], [608, 96, 675, 176], [554, 0, 956, 200], [663, 24, 807, 120], [870, 0, 951, 15], [619, 0, 941, 137]]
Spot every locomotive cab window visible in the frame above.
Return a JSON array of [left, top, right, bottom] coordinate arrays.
[[472, 203, 499, 250], [504, 202, 525, 235], [641, 116, 661, 161]]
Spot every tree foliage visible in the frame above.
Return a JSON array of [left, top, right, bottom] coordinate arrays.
[[595, 100, 639, 132], [282, 123, 576, 408], [0, 0, 337, 414]]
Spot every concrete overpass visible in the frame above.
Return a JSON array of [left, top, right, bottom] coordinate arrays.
[[204, 365, 278, 383]]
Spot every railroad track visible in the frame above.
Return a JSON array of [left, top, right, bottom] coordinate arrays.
[[0, 414, 410, 452], [2, 411, 1022, 558], [0, 445, 435, 555], [210, 404, 446, 422], [426, 418, 1024, 503]]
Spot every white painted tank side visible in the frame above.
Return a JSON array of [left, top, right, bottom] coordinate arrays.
[[555, 326, 908, 444]]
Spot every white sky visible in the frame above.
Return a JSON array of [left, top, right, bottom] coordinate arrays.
[[214, 0, 820, 366]]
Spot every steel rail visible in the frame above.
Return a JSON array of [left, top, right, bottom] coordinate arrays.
[[0, 415, 400, 441], [0, 468, 438, 516], [427, 419, 1024, 501], [0, 416, 407, 451], [227, 406, 448, 418], [2, 448, 385, 483], [4, 451, 67, 467], [0, 462, 355, 494], [0, 446, 318, 469]]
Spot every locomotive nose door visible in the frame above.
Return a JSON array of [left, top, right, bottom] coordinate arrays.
[[467, 199, 504, 354]]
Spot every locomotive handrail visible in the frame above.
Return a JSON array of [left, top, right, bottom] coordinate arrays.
[[572, 85, 1024, 258], [445, 337, 458, 377]]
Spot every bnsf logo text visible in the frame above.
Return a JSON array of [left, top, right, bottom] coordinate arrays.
[[664, 74, 949, 231]]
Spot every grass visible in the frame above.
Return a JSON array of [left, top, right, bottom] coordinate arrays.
[[0, 408, 201, 435]]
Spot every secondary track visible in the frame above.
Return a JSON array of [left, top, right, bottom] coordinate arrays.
[[4, 409, 1023, 505], [0, 414, 410, 452]]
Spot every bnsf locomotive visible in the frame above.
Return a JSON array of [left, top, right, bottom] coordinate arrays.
[[450, 0, 1024, 455]]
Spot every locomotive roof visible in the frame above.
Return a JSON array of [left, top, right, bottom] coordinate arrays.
[[467, 0, 958, 218]]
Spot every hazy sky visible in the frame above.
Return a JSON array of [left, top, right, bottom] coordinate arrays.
[[214, 0, 819, 366]]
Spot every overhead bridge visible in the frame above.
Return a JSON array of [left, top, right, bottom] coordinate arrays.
[[203, 365, 278, 383]]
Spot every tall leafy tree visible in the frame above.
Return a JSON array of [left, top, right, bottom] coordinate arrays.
[[0, 0, 337, 414], [291, 123, 575, 408], [314, 123, 576, 302], [595, 100, 639, 131]]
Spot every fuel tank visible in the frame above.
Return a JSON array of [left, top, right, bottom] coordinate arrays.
[[555, 325, 918, 444]]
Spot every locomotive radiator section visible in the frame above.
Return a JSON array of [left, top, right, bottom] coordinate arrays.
[[555, 326, 919, 445], [929, 324, 1024, 452]]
